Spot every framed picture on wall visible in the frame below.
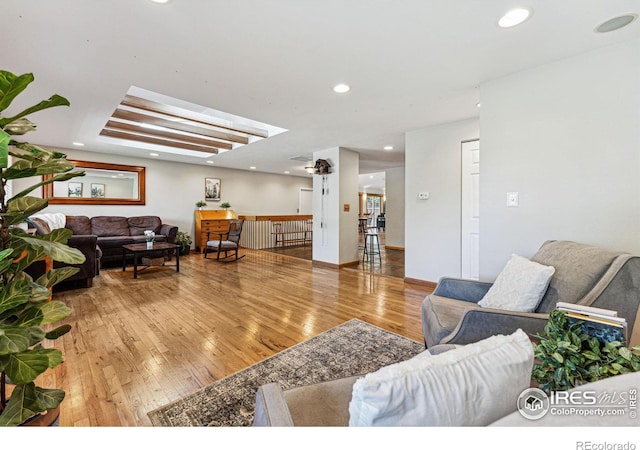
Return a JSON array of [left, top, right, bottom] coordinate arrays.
[[205, 177, 221, 201], [91, 183, 105, 198], [68, 182, 83, 198]]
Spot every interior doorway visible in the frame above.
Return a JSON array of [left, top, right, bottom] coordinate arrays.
[[461, 139, 480, 279], [299, 188, 313, 214]]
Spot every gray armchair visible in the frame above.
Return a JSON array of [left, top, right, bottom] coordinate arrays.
[[422, 240, 640, 347]]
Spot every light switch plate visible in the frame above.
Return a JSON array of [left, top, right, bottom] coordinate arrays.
[[418, 192, 430, 200]]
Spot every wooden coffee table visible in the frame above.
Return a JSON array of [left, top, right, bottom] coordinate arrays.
[[122, 242, 180, 279]]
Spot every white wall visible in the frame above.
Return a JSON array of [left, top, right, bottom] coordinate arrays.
[[312, 147, 359, 265], [479, 38, 640, 279], [405, 118, 479, 282], [17, 148, 312, 243], [384, 166, 405, 248]]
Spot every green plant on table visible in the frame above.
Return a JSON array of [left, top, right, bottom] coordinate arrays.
[[0, 70, 85, 426], [220, 202, 231, 209], [532, 310, 640, 394], [196, 200, 207, 208]]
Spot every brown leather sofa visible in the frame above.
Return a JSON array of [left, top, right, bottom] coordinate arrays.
[[64, 215, 178, 264], [28, 215, 178, 288]]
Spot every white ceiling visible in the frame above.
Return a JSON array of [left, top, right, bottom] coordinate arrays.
[[3, 1, 639, 183]]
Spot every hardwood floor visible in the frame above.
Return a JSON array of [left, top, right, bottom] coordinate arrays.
[[39, 249, 432, 426]]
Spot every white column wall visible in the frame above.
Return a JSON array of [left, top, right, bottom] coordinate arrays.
[[311, 147, 359, 265], [479, 38, 640, 279], [384, 166, 405, 248]]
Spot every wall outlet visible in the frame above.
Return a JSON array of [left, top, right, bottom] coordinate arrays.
[[418, 192, 430, 200]]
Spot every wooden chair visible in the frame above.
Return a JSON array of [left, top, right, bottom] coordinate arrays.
[[204, 219, 245, 262]]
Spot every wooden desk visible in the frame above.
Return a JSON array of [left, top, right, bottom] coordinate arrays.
[[194, 209, 238, 252]]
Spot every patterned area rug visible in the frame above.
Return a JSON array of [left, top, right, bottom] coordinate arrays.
[[147, 318, 424, 426]]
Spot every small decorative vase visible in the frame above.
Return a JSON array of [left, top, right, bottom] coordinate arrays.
[[146, 241, 153, 249]]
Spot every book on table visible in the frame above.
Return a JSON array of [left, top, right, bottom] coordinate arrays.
[[556, 303, 628, 345]]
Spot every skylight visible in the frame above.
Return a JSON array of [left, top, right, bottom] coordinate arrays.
[[97, 86, 287, 158]]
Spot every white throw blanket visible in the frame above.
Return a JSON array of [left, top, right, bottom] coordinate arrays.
[[29, 212, 66, 230]]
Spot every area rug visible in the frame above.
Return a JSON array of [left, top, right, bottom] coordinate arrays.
[[147, 318, 424, 426]]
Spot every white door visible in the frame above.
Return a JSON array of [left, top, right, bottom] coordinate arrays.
[[461, 140, 480, 279], [299, 188, 313, 214]]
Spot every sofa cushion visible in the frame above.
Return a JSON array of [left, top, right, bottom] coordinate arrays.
[[91, 216, 130, 237], [94, 236, 135, 248], [348, 329, 533, 426], [65, 215, 91, 235], [531, 241, 621, 312], [478, 254, 555, 313], [128, 216, 162, 236]]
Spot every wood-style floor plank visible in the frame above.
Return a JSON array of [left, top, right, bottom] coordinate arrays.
[[40, 249, 432, 426]]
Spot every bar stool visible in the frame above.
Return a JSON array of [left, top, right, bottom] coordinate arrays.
[[362, 232, 382, 265]]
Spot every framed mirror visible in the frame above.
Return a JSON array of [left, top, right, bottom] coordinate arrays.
[[43, 160, 146, 205]]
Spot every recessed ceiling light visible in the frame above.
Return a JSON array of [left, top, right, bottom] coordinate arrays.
[[383, 145, 393, 151], [498, 8, 532, 28], [333, 83, 351, 94], [595, 14, 637, 33], [249, 166, 257, 170], [476, 102, 481, 108], [150, 0, 170, 4], [72, 142, 85, 146], [369, 175, 374, 179], [206, 160, 214, 164], [284, 171, 290, 174], [149, 153, 159, 157]]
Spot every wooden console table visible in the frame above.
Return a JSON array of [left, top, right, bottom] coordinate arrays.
[[194, 209, 238, 252]]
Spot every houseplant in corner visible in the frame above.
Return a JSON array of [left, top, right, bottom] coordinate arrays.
[[0, 70, 86, 426], [175, 231, 192, 256], [532, 310, 640, 394]]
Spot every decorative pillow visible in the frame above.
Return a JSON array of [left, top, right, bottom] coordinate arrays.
[[348, 329, 533, 427], [478, 254, 555, 312]]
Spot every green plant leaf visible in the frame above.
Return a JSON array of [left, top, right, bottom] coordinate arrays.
[[552, 352, 564, 363], [3, 117, 36, 135], [0, 71, 34, 114], [583, 350, 600, 361], [35, 266, 80, 288], [3, 196, 49, 225], [0, 325, 33, 355], [15, 234, 85, 265], [619, 346, 633, 361], [0, 279, 32, 316], [11, 170, 85, 200], [0, 94, 69, 129], [3, 348, 53, 383], [0, 382, 64, 426], [45, 324, 71, 340], [0, 129, 9, 168], [14, 301, 71, 327]]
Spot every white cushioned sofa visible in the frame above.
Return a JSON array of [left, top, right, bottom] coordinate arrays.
[[252, 329, 640, 427]]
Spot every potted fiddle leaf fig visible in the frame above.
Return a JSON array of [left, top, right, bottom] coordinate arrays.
[[0, 70, 86, 426]]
